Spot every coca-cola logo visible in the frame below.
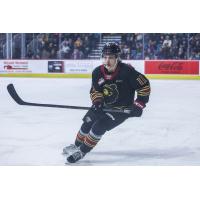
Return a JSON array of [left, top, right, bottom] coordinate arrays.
[[158, 62, 183, 71], [145, 61, 199, 75]]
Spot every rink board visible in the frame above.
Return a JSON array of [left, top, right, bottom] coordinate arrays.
[[0, 59, 200, 79], [1, 73, 200, 80]]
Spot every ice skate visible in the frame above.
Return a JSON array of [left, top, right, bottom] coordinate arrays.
[[62, 144, 79, 155], [67, 149, 85, 163]]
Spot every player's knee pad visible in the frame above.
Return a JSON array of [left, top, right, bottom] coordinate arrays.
[[82, 108, 104, 124], [82, 109, 96, 123], [80, 122, 92, 134]]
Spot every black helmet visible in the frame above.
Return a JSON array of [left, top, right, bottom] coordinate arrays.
[[102, 42, 121, 57]]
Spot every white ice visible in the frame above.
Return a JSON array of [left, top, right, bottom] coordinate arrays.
[[0, 77, 200, 165]]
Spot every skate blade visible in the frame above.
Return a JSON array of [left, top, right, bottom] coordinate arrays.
[[65, 161, 82, 165], [62, 151, 70, 155]]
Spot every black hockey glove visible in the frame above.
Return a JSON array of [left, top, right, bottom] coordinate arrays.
[[129, 100, 146, 117]]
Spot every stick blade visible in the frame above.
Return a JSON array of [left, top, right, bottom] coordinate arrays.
[[7, 84, 25, 105]]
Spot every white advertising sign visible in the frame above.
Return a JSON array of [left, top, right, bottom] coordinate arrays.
[[0, 60, 145, 74], [64, 60, 144, 74], [0, 60, 31, 73], [29, 60, 48, 73], [0, 60, 48, 73], [64, 60, 101, 74]]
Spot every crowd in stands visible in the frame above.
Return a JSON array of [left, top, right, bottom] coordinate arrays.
[[26, 33, 99, 59], [59, 33, 99, 59], [120, 33, 143, 59], [0, 34, 6, 58], [0, 33, 199, 60], [120, 33, 199, 60], [144, 33, 189, 60], [189, 33, 200, 59]]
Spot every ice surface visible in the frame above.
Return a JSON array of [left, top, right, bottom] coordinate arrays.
[[0, 77, 200, 165]]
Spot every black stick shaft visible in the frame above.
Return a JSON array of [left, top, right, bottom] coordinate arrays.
[[7, 84, 131, 114]]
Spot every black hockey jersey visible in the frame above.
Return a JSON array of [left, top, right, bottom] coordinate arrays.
[[90, 61, 150, 108]]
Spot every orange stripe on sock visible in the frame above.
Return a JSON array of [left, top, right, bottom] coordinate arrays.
[[76, 132, 86, 143]]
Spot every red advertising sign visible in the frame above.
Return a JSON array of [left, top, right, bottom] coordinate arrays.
[[145, 60, 199, 74]]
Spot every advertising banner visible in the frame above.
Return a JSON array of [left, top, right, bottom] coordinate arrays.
[[64, 60, 144, 74], [1, 60, 199, 77], [0, 60, 48, 73], [64, 60, 101, 74], [48, 61, 64, 73], [0, 60, 31, 73], [145, 60, 199, 74]]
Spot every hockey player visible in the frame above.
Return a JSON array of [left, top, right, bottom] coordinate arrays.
[[63, 42, 151, 163]]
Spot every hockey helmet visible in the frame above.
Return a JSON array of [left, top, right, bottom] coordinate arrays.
[[102, 42, 121, 57]]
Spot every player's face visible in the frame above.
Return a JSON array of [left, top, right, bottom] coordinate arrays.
[[103, 55, 117, 69]]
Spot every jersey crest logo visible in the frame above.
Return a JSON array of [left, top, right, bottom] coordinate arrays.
[[116, 80, 123, 83], [103, 84, 119, 104]]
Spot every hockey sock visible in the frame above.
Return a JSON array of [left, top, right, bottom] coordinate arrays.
[[80, 130, 102, 154], [75, 129, 88, 147]]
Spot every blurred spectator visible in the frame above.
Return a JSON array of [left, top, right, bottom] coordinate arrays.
[[120, 44, 130, 59], [60, 39, 71, 59], [12, 34, 22, 59], [0, 33, 6, 58], [71, 48, 84, 59], [161, 35, 172, 59], [189, 33, 200, 60], [74, 37, 83, 49]]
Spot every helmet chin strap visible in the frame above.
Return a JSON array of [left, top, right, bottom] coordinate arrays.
[[105, 58, 119, 72]]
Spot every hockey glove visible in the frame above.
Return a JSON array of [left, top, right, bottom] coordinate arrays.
[[129, 100, 146, 117]]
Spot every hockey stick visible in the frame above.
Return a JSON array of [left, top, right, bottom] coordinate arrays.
[[7, 84, 131, 114]]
